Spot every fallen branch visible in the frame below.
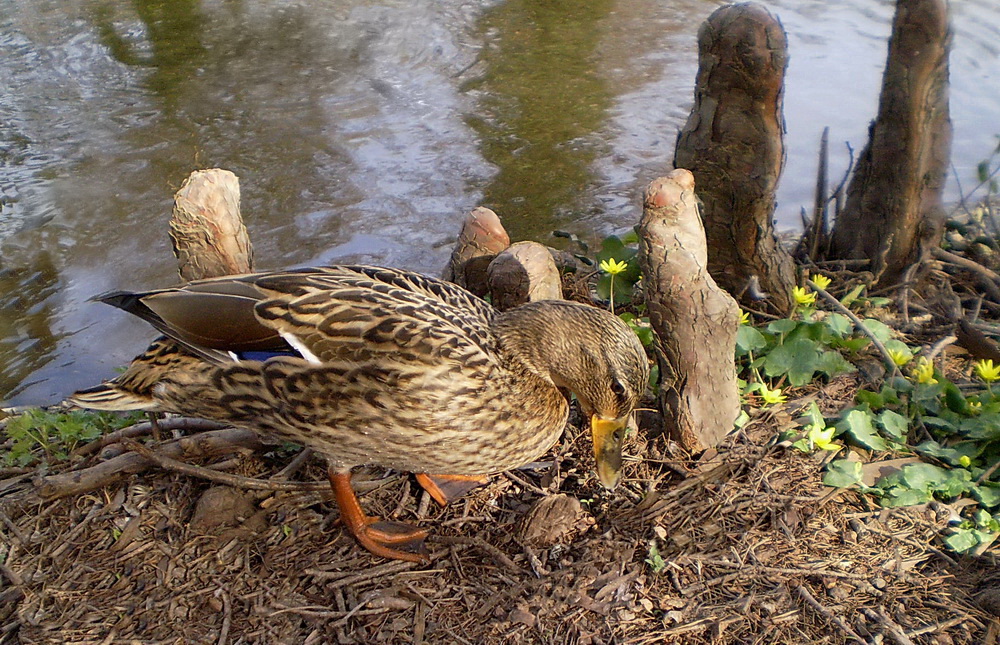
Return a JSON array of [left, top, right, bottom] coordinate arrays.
[[73, 417, 228, 457], [933, 247, 1000, 301], [21, 427, 264, 503], [121, 438, 329, 492], [796, 585, 866, 643], [428, 534, 525, 573], [809, 279, 903, 380]]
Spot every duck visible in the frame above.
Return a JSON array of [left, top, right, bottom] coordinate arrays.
[[69, 265, 649, 562]]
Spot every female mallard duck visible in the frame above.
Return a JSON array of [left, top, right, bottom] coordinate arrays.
[[70, 265, 648, 562]]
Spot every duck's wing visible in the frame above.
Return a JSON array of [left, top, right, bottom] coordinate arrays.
[[97, 278, 286, 364], [96, 265, 497, 368], [248, 266, 497, 368]]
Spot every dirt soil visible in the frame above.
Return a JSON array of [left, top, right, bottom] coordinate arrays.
[[0, 375, 997, 644]]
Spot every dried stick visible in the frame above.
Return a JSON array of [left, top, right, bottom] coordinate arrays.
[[861, 607, 916, 645], [796, 585, 866, 643], [427, 535, 524, 573], [25, 428, 263, 502], [73, 417, 227, 457], [121, 439, 328, 491], [808, 126, 829, 261], [216, 587, 232, 645], [808, 279, 903, 379], [932, 247, 1000, 301]]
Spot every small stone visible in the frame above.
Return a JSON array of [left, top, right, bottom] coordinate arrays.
[[508, 607, 536, 628], [189, 486, 257, 534], [515, 494, 593, 547]]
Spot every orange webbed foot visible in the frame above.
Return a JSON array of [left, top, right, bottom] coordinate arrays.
[[415, 473, 490, 507], [328, 469, 430, 563]]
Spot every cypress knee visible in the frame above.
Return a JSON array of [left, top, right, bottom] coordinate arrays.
[[639, 171, 741, 452]]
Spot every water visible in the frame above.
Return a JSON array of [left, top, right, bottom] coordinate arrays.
[[1, 0, 998, 405]]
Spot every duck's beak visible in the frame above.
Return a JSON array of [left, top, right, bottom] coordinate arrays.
[[591, 415, 627, 489]]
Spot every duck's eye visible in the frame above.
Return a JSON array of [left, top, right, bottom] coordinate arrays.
[[611, 378, 627, 397]]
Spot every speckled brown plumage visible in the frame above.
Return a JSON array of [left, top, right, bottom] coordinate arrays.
[[71, 265, 649, 560]]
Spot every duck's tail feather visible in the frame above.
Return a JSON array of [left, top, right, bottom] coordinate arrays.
[[67, 383, 159, 411], [68, 337, 200, 412]]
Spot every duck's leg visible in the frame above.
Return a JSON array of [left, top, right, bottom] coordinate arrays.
[[327, 470, 430, 563], [415, 473, 490, 506]]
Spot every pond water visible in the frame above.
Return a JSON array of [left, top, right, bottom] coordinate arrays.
[[1, 0, 998, 405]]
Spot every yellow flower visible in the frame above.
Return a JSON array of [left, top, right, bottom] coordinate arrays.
[[760, 384, 787, 406], [912, 357, 937, 385], [959, 455, 972, 468], [600, 258, 628, 276], [808, 424, 838, 451], [739, 309, 750, 325], [887, 348, 912, 367], [975, 359, 1000, 383], [792, 286, 816, 307], [810, 274, 832, 291], [968, 400, 983, 414]]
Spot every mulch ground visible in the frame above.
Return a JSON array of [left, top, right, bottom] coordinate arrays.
[[1, 372, 997, 644]]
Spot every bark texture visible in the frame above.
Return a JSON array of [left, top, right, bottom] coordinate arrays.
[[829, 0, 952, 285], [639, 171, 741, 452], [674, 2, 795, 315], [442, 207, 511, 298], [170, 169, 253, 281], [487, 241, 562, 311]]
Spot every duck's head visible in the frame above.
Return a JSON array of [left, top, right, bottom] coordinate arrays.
[[495, 300, 650, 489]]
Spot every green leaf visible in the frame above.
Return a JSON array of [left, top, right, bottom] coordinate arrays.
[[823, 313, 853, 337], [596, 236, 640, 284], [914, 439, 978, 467], [736, 325, 768, 354], [944, 529, 982, 553], [901, 463, 951, 491], [886, 377, 913, 394], [913, 383, 944, 415], [835, 337, 871, 353], [823, 459, 864, 488], [801, 402, 826, 429], [878, 410, 908, 442], [861, 319, 894, 344], [855, 389, 886, 409], [978, 160, 991, 184], [840, 284, 866, 308], [882, 488, 932, 507], [922, 416, 957, 432], [937, 470, 973, 498], [973, 485, 1000, 508], [961, 416, 1000, 440], [815, 349, 856, 379], [596, 274, 634, 304], [767, 319, 799, 335], [838, 409, 889, 451], [944, 382, 969, 415], [763, 338, 823, 386]]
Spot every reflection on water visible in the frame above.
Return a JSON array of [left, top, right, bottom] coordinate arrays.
[[0, 0, 998, 405], [92, 0, 207, 103], [0, 253, 60, 400], [465, 0, 613, 241]]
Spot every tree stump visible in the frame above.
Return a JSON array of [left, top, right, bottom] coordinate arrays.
[[487, 241, 563, 311], [442, 207, 510, 298], [170, 169, 253, 281], [829, 0, 952, 285], [673, 2, 796, 315], [639, 171, 741, 452]]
